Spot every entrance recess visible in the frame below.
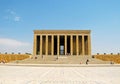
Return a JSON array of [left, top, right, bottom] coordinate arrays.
[[60, 45, 64, 55], [60, 36, 65, 55]]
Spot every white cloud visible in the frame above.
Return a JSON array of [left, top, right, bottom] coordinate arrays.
[[10, 11, 16, 15], [0, 38, 29, 47], [0, 38, 32, 54], [6, 9, 16, 15], [14, 16, 20, 22], [4, 9, 21, 22]]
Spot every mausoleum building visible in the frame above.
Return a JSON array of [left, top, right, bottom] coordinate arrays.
[[33, 30, 91, 56]]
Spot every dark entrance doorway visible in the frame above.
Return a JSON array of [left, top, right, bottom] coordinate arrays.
[[60, 36, 64, 55], [54, 36, 57, 55], [67, 36, 70, 54]]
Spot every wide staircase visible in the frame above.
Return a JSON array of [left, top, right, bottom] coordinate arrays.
[[16, 55, 110, 64]]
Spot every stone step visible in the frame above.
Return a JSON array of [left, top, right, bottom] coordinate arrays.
[[12, 55, 112, 64]]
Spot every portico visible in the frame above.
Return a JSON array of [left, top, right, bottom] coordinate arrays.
[[33, 30, 91, 56]]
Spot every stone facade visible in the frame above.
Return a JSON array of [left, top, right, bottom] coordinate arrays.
[[33, 30, 91, 56]]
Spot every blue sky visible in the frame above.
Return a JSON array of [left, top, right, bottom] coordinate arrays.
[[0, 0, 120, 54]]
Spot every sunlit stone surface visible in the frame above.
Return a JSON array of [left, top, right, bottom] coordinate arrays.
[[0, 65, 120, 84]]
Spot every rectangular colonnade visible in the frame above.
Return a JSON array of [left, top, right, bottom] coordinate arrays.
[[33, 35, 91, 56]]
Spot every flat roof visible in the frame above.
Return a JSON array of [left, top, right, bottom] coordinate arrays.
[[34, 30, 91, 34]]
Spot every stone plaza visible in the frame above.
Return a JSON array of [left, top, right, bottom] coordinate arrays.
[[0, 65, 120, 84]]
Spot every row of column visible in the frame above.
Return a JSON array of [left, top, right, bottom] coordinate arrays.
[[33, 35, 91, 56]]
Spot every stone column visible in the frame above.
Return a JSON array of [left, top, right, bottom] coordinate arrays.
[[65, 35, 67, 55], [51, 35, 54, 56], [57, 35, 59, 56], [82, 35, 85, 55], [76, 35, 79, 56], [46, 35, 48, 55], [88, 35, 91, 55], [40, 35, 42, 56], [33, 34, 36, 56], [70, 35, 73, 55]]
